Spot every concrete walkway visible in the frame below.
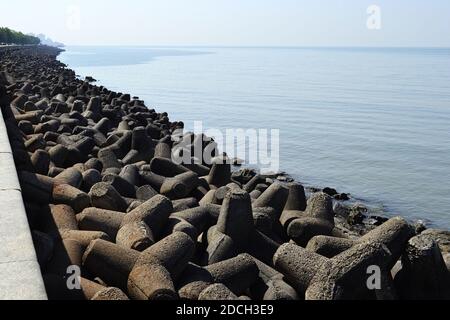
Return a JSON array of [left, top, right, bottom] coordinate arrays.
[[0, 108, 47, 299]]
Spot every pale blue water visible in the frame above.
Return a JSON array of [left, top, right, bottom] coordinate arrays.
[[59, 46, 450, 229]]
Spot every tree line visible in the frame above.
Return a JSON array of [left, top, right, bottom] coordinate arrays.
[[0, 27, 40, 45]]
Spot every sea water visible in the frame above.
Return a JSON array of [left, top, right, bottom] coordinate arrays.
[[59, 46, 450, 228]]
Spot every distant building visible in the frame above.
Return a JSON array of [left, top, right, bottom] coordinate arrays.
[[29, 33, 65, 48]]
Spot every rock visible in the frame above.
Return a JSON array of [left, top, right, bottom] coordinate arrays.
[[347, 204, 367, 225], [85, 76, 97, 82], [127, 264, 178, 300], [231, 169, 256, 185], [334, 193, 350, 201], [82, 239, 140, 290], [284, 182, 307, 211], [276, 217, 414, 300], [199, 284, 238, 300], [322, 187, 338, 197], [367, 215, 389, 226], [421, 229, 450, 254], [231, 157, 244, 166], [89, 182, 128, 212]]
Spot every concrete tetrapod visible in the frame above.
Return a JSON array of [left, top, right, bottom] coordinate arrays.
[[177, 254, 259, 300], [274, 217, 415, 300], [206, 189, 280, 266], [307, 216, 416, 266], [284, 192, 337, 247], [394, 234, 450, 300], [82, 231, 195, 300]]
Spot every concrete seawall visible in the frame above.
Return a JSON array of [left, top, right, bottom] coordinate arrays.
[[0, 47, 47, 300]]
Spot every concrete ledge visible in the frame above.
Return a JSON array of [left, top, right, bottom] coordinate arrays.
[[0, 153, 20, 190], [0, 112, 12, 153], [0, 260, 47, 300], [0, 110, 47, 300]]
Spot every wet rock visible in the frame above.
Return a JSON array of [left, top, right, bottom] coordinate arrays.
[[322, 187, 338, 197], [85, 76, 97, 83], [347, 204, 368, 225], [334, 193, 350, 201]]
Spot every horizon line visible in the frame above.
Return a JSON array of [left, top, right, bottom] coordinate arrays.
[[60, 44, 450, 49]]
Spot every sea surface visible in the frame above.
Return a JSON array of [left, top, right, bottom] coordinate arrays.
[[58, 46, 450, 229]]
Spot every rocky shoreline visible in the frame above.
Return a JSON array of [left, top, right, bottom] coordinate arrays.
[[0, 45, 449, 300]]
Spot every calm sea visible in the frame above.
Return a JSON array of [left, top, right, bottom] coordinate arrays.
[[58, 46, 450, 229]]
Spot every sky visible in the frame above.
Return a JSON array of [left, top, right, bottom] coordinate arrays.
[[1, 0, 450, 47]]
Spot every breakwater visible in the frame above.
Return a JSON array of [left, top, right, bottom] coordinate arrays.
[[0, 45, 448, 300]]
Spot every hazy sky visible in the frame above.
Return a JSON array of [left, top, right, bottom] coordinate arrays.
[[1, 0, 450, 46]]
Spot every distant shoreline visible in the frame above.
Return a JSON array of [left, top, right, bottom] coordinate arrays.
[[61, 44, 450, 49]]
